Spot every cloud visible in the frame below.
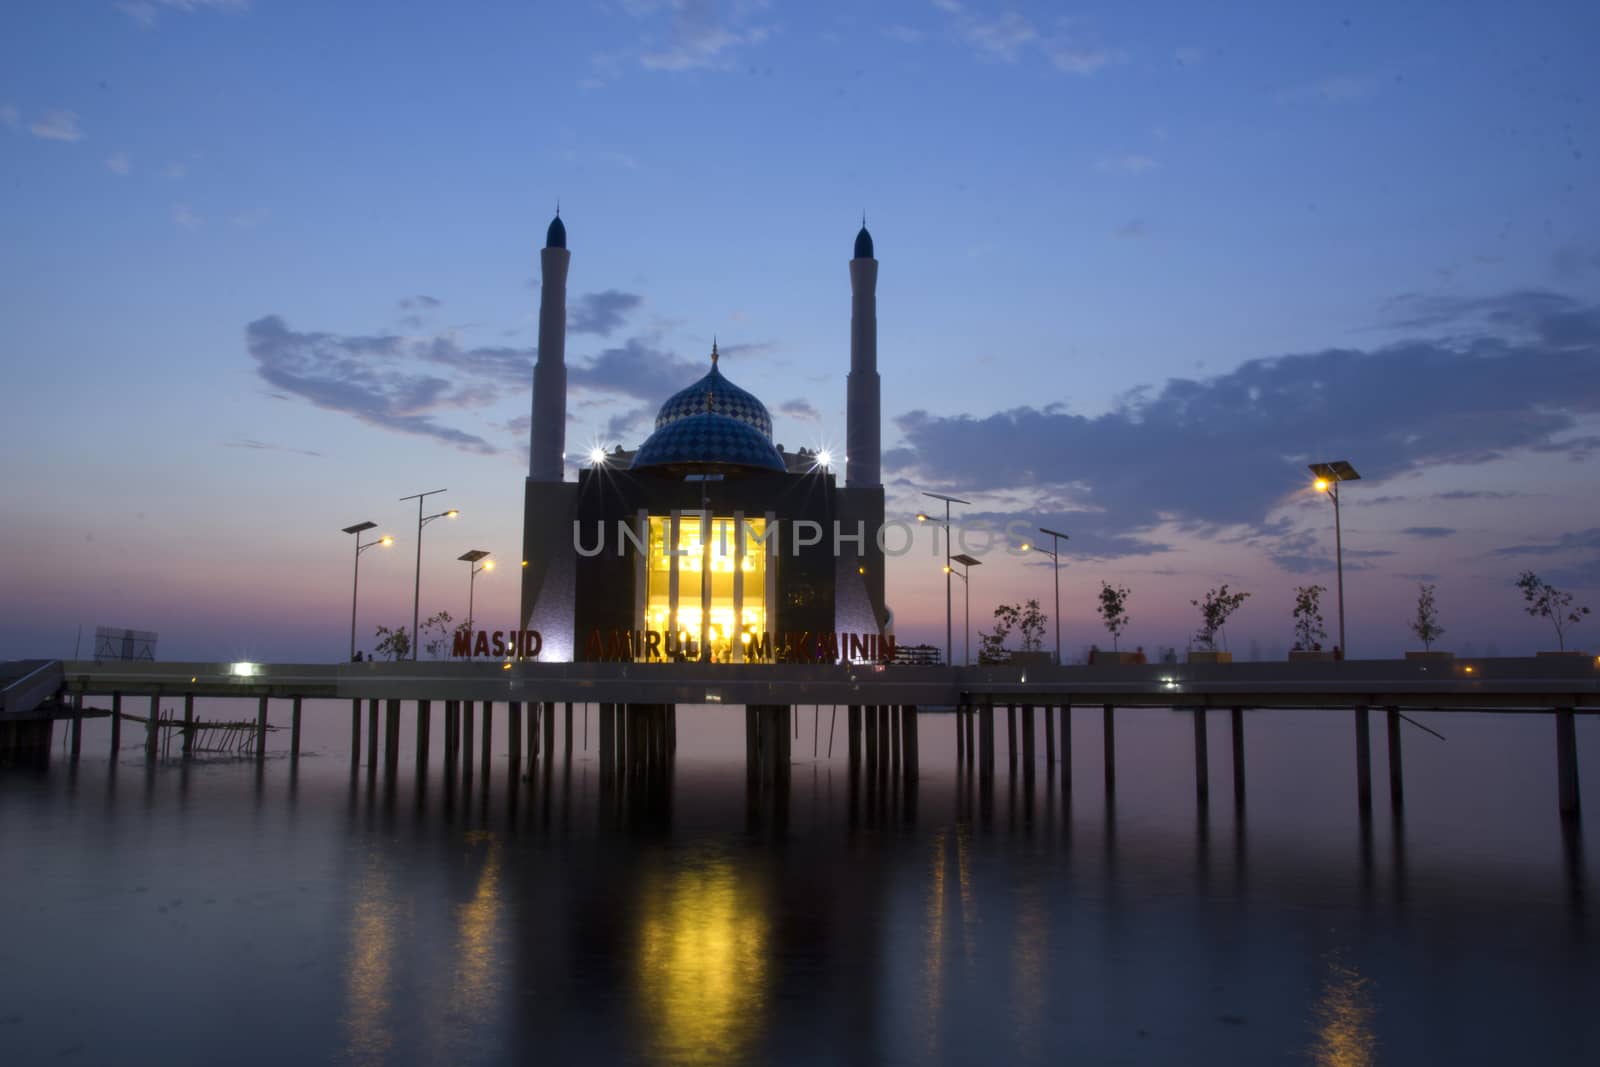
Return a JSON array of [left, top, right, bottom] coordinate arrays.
[[568, 338, 704, 403], [603, 405, 656, 442], [0, 103, 17, 129], [569, 290, 643, 336], [1115, 219, 1145, 239], [224, 437, 322, 458], [777, 398, 819, 421], [30, 110, 82, 142], [717, 340, 776, 359], [398, 295, 442, 312], [625, 0, 774, 73], [1279, 73, 1380, 104], [244, 315, 533, 454], [106, 153, 130, 175], [1096, 154, 1157, 175], [1401, 526, 1456, 539], [888, 290, 1600, 561], [118, 0, 248, 26], [934, 4, 1123, 76], [1552, 244, 1600, 280], [883, 25, 924, 44], [1493, 528, 1600, 558], [173, 204, 200, 229]]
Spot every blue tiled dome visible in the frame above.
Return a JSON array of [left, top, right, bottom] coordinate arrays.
[[632, 342, 784, 472], [654, 347, 773, 439], [630, 412, 785, 472]]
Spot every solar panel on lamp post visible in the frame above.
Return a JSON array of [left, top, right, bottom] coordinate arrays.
[[458, 550, 494, 634], [919, 491, 971, 667], [400, 489, 457, 661], [1308, 461, 1361, 657], [1021, 527, 1069, 665], [947, 553, 982, 667], [342, 521, 393, 662]]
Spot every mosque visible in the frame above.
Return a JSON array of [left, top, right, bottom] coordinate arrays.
[[518, 215, 891, 663]]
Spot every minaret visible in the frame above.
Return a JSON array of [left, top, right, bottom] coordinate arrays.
[[847, 220, 881, 488], [529, 211, 570, 481]]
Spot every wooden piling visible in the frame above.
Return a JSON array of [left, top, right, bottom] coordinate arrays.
[[183, 694, 195, 756], [956, 705, 966, 764], [1021, 705, 1036, 789], [1556, 707, 1581, 817], [1102, 704, 1116, 794], [1007, 704, 1018, 774], [350, 698, 361, 768], [1192, 708, 1209, 804], [367, 698, 379, 770], [1059, 706, 1071, 792], [507, 702, 521, 772], [385, 698, 401, 774], [481, 701, 493, 776], [979, 703, 994, 780], [565, 702, 574, 761], [1044, 703, 1056, 767], [966, 706, 975, 770], [543, 699, 555, 760], [878, 705, 890, 782], [1230, 706, 1245, 808], [904, 705, 919, 781], [291, 696, 303, 759], [890, 706, 901, 780], [848, 706, 861, 773], [462, 700, 475, 785], [146, 694, 161, 760], [256, 695, 269, 760], [1354, 705, 1372, 813], [1386, 706, 1404, 810], [70, 694, 83, 760], [600, 703, 615, 785], [864, 704, 878, 774], [417, 699, 431, 774], [110, 691, 122, 755]]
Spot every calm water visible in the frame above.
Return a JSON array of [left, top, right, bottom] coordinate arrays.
[[2, 702, 1597, 1065]]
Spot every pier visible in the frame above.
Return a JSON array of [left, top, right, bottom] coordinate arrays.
[[12, 655, 1599, 816]]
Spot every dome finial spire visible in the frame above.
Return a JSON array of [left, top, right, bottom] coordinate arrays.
[[711, 336, 719, 365]]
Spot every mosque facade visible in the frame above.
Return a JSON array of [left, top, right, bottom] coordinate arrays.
[[518, 215, 890, 663]]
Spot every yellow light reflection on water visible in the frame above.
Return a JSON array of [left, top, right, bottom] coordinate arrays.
[[342, 859, 398, 1067], [449, 831, 503, 1023], [923, 830, 948, 1058], [634, 856, 769, 1065], [1310, 955, 1377, 1066]]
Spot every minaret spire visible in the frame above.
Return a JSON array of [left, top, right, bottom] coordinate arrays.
[[530, 210, 571, 479], [847, 218, 880, 488]]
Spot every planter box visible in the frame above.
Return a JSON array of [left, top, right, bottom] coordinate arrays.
[[1288, 650, 1335, 662], [1186, 650, 1233, 664], [1404, 651, 1454, 662], [1090, 650, 1142, 665]]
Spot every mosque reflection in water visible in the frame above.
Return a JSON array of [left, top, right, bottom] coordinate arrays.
[[317, 706, 1594, 1067]]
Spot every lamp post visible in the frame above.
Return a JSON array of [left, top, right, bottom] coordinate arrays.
[[400, 489, 458, 661], [458, 550, 494, 631], [946, 553, 982, 666], [342, 521, 393, 661], [1021, 527, 1069, 665], [919, 491, 970, 668], [1309, 461, 1361, 657]]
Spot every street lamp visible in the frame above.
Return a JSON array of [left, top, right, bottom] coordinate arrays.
[[342, 521, 393, 661], [1308, 461, 1360, 657], [1020, 527, 1069, 665], [400, 489, 458, 661], [946, 553, 982, 666], [918, 491, 970, 668], [458, 550, 494, 630]]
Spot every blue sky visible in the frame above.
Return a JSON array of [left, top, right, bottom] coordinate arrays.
[[3, 0, 1598, 661]]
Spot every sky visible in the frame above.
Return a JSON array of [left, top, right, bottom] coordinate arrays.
[[2, 0, 1598, 663]]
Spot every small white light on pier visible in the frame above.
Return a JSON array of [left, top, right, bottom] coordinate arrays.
[[231, 662, 258, 677]]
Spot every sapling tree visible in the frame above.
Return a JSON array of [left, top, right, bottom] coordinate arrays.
[[1017, 598, 1047, 652], [420, 610, 455, 659], [1409, 583, 1446, 651], [372, 624, 412, 661], [1192, 585, 1250, 651], [1292, 585, 1328, 652], [1516, 572, 1591, 652], [1097, 582, 1131, 651]]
